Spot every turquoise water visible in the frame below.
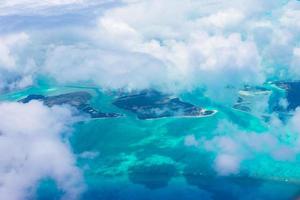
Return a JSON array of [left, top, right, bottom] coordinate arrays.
[[2, 81, 300, 200]]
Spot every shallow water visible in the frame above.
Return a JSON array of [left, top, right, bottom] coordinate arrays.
[[2, 82, 300, 200]]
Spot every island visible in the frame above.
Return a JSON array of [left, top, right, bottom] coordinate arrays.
[[19, 91, 122, 119], [233, 85, 271, 113], [113, 90, 216, 120]]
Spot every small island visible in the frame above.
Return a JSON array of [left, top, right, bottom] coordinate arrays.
[[19, 91, 122, 119], [233, 86, 271, 113], [113, 90, 216, 120]]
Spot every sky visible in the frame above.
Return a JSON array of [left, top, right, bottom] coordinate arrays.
[[0, 0, 300, 199]]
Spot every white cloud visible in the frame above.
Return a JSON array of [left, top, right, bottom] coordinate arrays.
[[0, 0, 298, 97], [289, 107, 300, 133], [184, 135, 199, 147], [43, 31, 262, 96], [44, 44, 167, 91], [0, 0, 115, 16], [0, 33, 36, 92], [290, 48, 300, 77], [279, 2, 300, 33], [214, 154, 241, 176], [0, 101, 84, 200], [0, 33, 29, 70], [39, 0, 265, 100], [195, 8, 245, 29], [187, 109, 300, 176]]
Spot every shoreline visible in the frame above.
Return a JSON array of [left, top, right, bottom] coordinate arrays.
[[139, 109, 218, 121]]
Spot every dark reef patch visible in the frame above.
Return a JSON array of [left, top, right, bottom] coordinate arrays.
[[128, 157, 177, 189]]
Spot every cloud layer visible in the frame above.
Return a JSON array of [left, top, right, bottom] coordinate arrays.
[[0, 0, 299, 98]]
